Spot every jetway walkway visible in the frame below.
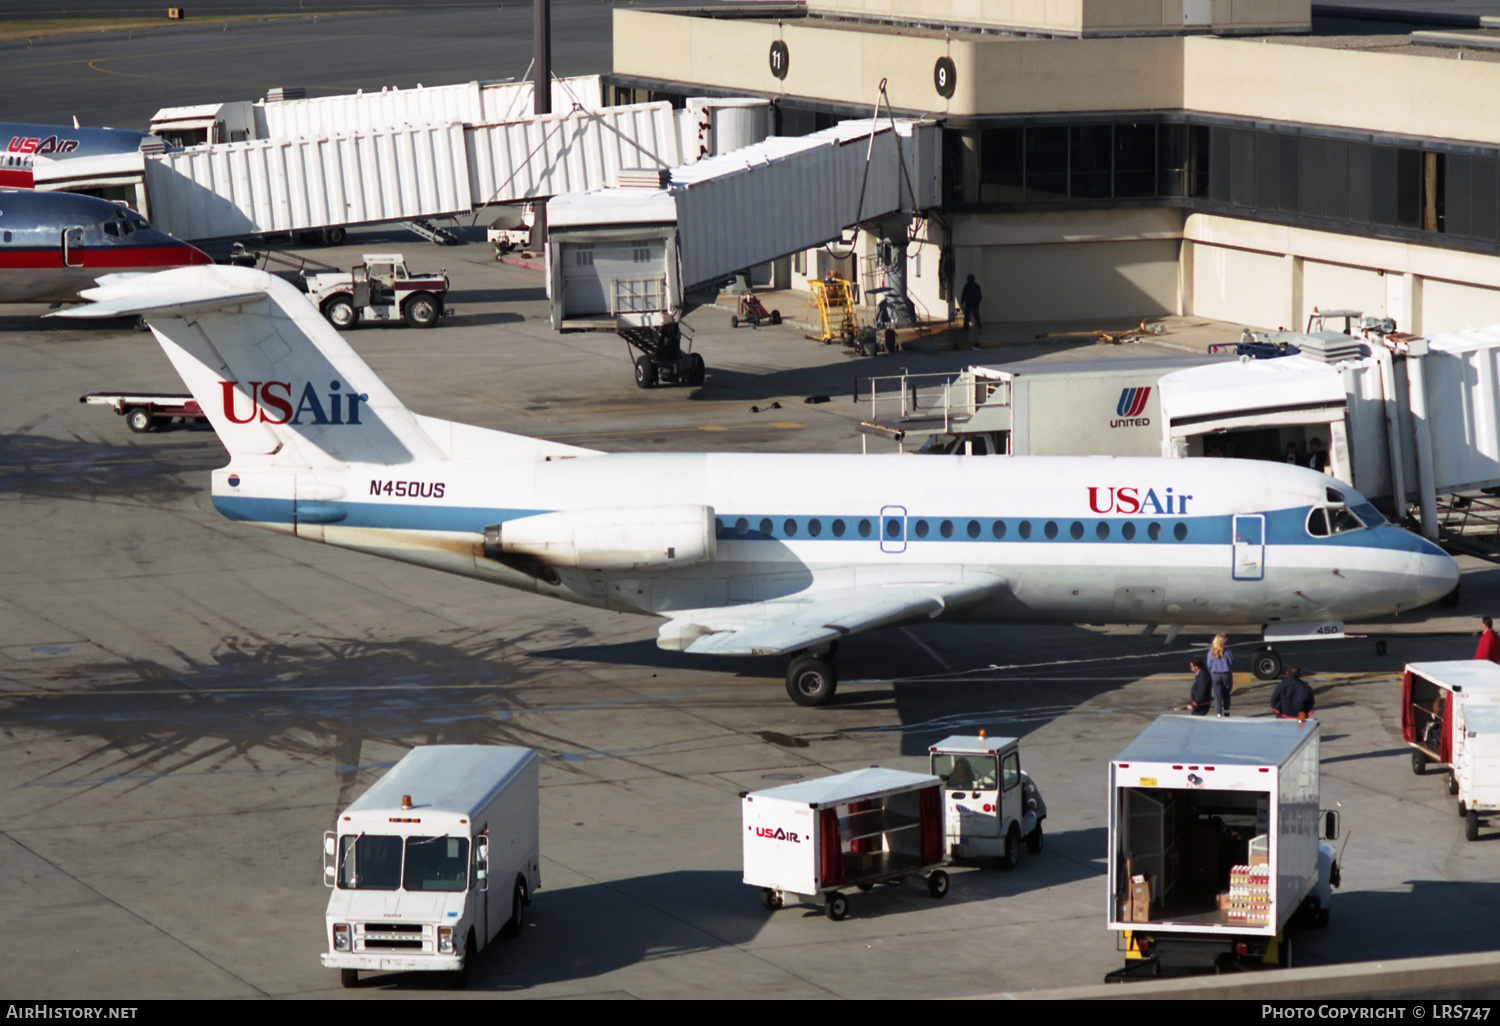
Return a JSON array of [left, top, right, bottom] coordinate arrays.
[[544, 118, 940, 387], [133, 101, 684, 243], [546, 118, 940, 324]]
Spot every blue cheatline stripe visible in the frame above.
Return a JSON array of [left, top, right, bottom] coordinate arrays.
[[212, 494, 1437, 556]]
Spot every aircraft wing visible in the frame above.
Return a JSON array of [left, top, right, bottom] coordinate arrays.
[[658, 573, 1007, 656]]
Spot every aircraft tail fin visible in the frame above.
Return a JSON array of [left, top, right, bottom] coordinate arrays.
[[56, 265, 449, 466]]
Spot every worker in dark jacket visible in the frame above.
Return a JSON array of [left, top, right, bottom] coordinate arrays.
[[1271, 666, 1316, 723], [1187, 657, 1213, 716]]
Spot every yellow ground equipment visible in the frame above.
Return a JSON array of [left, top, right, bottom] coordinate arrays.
[[807, 276, 860, 344]]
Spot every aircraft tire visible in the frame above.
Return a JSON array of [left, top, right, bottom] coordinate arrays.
[[1252, 647, 1282, 680], [786, 654, 836, 706]]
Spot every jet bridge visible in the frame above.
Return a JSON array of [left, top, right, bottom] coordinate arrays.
[[545, 118, 940, 334]]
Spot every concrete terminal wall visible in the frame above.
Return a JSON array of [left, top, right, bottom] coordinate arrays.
[[805, 0, 1310, 36]]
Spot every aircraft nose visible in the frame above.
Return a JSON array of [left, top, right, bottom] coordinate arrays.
[[1410, 541, 1460, 609]]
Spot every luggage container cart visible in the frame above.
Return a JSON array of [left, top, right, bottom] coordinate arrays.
[[930, 734, 1046, 868], [742, 767, 948, 921], [1401, 661, 1500, 783], [1454, 702, 1500, 841]]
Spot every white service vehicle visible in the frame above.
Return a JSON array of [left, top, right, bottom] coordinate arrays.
[[929, 734, 1045, 868], [1106, 716, 1339, 979], [304, 254, 450, 329], [1454, 702, 1500, 842], [321, 745, 540, 989], [742, 767, 949, 921], [487, 203, 536, 258]]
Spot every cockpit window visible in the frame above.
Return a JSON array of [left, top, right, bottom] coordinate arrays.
[[130, 218, 150, 231], [102, 222, 119, 237], [1308, 506, 1365, 537], [1351, 501, 1387, 527], [119, 220, 134, 236], [1327, 487, 1345, 503]]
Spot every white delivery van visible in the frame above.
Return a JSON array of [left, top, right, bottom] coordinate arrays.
[[929, 734, 1046, 867], [1455, 702, 1500, 842], [321, 745, 540, 989], [1106, 716, 1339, 979]]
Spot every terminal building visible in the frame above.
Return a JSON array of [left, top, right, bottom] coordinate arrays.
[[605, 0, 1500, 335]]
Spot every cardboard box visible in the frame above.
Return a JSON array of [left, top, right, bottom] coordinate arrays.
[[1249, 853, 1269, 867], [1128, 874, 1153, 922]]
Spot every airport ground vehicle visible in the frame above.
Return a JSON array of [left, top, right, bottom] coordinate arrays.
[[730, 293, 781, 329], [1401, 661, 1500, 779], [304, 254, 450, 329], [487, 203, 536, 258], [742, 767, 949, 920], [79, 391, 206, 433], [1106, 716, 1338, 979], [930, 734, 1045, 867], [321, 745, 540, 989], [857, 357, 1216, 458], [1453, 701, 1500, 841]]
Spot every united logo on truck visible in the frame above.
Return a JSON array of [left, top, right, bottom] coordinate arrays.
[[1112, 387, 1151, 428]]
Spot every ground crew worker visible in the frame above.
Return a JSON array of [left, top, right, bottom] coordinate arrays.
[[1270, 666, 1316, 723], [1477, 616, 1500, 663]]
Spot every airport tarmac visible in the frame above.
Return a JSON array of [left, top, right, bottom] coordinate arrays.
[[4, 231, 1500, 999]]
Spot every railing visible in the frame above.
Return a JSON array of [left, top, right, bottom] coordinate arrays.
[[612, 276, 669, 315], [853, 369, 1009, 433]]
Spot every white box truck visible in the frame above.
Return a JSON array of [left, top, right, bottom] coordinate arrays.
[[1455, 702, 1500, 842], [321, 745, 540, 989], [1106, 716, 1339, 979]]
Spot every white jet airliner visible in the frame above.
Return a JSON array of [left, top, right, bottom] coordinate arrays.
[[59, 266, 1460, 705]]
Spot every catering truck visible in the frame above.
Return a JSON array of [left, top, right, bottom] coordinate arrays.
[[1106, 716, 1339, 979], [321, 745, 540, 989], [854, 357, 1219, 456]]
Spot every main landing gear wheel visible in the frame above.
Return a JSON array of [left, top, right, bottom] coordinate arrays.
[[1252, 647, 1283, 681], [786, 654, 837, 706]]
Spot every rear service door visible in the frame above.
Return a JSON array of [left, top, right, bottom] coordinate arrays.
[[1232, 514, 1265, 581]]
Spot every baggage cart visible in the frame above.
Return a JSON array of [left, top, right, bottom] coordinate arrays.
[[1454, 702, 1500, 841], [79, 391, 206, 433], [1401, 661, 1500, 779], [742, 767, 948, 921]]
